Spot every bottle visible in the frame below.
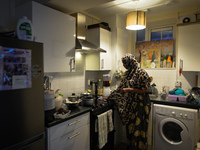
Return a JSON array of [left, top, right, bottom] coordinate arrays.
[[160, 56, 164, 68], [54, 89, 63, 110], [166, 55, 172, 68], [163, 55, 167, 68], [97, 79, 103, 96], [17, 16, 33, 41]]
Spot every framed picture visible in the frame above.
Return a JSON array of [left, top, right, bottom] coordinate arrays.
[[141, 49, 161, 68]]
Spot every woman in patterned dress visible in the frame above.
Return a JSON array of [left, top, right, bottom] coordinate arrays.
[[108, 53, 151, 150]]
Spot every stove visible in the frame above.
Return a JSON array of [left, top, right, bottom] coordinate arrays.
[[90, 100, 115, 150]]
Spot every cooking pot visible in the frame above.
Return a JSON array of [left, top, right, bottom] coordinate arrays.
[[80, 92, 95, 106], [81, 92, 94, 98], [68, 93, 78, 102], [82, 97, 95, 106]]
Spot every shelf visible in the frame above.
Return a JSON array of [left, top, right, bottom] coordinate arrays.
[[142, 68, 176, 70], [177, 21, 200, 26]]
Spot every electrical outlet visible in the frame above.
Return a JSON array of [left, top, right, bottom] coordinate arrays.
[[175, 81, 181, 87], [88, 80, 90, 86]]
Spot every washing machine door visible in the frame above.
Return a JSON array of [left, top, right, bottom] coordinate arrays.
[[159, 117, 189, 145]]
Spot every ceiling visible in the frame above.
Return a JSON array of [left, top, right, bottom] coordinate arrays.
[[45, 0, 200, 19]]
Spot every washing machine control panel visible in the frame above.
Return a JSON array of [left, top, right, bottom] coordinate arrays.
[[155, 104, 195, 120]]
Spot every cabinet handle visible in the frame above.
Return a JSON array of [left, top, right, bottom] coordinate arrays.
[[70, 57, 75, 72], [101, 59, 104, 69], [68, 120, 80, 126], [68, 132, 80, 139]]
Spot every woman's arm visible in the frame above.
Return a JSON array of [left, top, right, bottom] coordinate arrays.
[[123, 88, 149, 93]]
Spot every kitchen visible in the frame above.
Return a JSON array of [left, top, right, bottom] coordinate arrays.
[[1, 0, 200, 150]]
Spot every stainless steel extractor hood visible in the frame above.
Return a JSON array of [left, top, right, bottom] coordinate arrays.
[[71, 13, 106, 53]]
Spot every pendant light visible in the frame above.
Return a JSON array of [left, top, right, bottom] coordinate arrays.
[[126, 11, 146, 30]]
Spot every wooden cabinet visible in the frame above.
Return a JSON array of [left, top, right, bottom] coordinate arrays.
[[46, 112, 90, 150], [85, 27, 111, 71], [177, 23, 200, 71], [16, 1, 75, 72]]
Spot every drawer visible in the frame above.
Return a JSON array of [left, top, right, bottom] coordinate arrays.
[[48, 112, 90, 141], [49, 124, 90, 150]]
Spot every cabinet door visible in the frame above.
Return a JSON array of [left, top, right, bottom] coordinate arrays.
[[16, 1, 75, 72], [49, 124, 90, 150], [100, 28, 111, 70], [86, 27, 111, 71], [178, 23, 200, 71]]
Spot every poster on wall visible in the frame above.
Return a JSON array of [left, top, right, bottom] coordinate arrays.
[[136, 39, 174, 68], [0, 46, 31, 91], [141, 49, 161, 68]]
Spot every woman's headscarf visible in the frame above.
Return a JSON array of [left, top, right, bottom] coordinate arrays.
[[122, 53, 138, 70], [122, 53, 139, 81]]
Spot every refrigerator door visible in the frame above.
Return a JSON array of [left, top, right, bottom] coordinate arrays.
[[0, 37, 45, 149]]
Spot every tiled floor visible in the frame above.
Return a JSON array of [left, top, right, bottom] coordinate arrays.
[[115, 142, 153, 150]]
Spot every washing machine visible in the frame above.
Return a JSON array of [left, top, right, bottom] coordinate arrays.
[[153, 104, 199, 150]]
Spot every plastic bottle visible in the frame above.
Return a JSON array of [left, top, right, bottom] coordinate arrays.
[[97, 79, 103, 96], [166, 55, 172, 68], [17, 16, 33, 41], [163, 55, 167, 68], [54, 89, 63, 110], [160, 56, 164, 68]]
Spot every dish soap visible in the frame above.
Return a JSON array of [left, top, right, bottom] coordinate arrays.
[[17, 16, 33, 41], [166, 55, 172, 68]]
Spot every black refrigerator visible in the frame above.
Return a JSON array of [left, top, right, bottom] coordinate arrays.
[[0, 37, 45, 150]]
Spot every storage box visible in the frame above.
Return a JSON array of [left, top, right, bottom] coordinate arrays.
[[168, 94, 187, 102]]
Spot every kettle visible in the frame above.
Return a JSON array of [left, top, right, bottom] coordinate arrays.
[[44, 75, 53, 90]]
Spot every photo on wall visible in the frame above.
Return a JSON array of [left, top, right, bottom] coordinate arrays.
[[141, 49, 161, 68], [136, 39, 174, 68]]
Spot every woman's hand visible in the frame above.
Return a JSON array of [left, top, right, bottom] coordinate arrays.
[[123, 88, 134, 93], [123, 88, 149, 93]]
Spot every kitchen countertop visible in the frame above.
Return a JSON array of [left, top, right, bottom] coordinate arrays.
[[150, 95, 200, 109], [45, 106, 91, 127]]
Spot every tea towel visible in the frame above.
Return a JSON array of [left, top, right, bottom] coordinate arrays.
[[98, 112, 108, 149]]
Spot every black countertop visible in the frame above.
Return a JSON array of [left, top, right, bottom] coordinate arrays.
[[45, 106, 91, 128], [150, 95, 200, 109]]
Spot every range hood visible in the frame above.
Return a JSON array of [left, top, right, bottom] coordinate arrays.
[[76, 39, 106, 53], [72, 13, 106, 53]]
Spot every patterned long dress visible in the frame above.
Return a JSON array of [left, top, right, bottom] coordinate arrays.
[[108, 53, 151, 150]]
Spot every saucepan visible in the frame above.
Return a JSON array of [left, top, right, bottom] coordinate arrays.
[[80, 92, 95, 106]]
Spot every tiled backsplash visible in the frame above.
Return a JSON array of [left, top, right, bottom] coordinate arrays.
[[145, 69, 197, 94], [44, 53, 85, 100], [146, 69, 176, 94]]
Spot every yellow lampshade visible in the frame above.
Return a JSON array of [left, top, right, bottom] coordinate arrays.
[[126, 11, 146, 30]]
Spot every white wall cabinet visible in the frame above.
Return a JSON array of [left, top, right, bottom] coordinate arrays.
[[16, 1, 75, 72], [46, 112, 90, 150], [177, 23, 200, 71], [85, 27, 111, 71]]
